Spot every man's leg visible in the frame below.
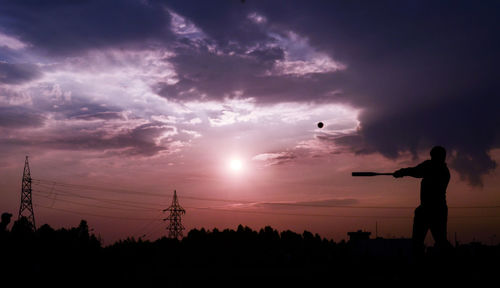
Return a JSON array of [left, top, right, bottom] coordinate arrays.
[[412, 206, 428, 261], [430, 206, 453, 256]]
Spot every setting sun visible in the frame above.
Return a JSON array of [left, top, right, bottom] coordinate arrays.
[[229, 158, 243, 173]]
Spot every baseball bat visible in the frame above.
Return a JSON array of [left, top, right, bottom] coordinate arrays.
[[352, 172, 394, 177]]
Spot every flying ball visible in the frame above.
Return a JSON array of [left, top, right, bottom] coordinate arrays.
[[317, 122, 324, 128]]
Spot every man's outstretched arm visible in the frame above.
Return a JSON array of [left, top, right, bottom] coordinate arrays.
[[393, 161, 427, 178]]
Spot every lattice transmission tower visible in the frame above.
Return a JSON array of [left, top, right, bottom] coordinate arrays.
[[19, 156, 36, 231], [163, 190, 185, 239]]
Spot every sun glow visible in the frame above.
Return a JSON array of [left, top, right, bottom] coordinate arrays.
[[229, 158, 243, 173]]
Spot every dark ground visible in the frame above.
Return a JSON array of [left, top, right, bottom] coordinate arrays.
[[1, 218, 498, 287]]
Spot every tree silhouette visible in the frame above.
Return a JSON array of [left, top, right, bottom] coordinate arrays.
[[0, 215, 498, 286]]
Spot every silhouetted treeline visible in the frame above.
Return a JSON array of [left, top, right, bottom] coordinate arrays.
[[0, 217, 102, 286], [1, 218, 499, 287]]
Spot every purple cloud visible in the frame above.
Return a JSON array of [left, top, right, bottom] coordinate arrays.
[[0, 62, 41, 84]]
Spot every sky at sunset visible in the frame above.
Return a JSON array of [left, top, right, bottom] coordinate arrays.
[[1, 0, 499, 244]]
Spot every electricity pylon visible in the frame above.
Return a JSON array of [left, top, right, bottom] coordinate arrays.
[[19, 156, 36, 231], [163, 190, 185, 240]]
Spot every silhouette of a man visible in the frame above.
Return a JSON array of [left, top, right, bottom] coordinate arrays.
[[393, 146, 452, 258], [0, 213, 12, 243], [0, 213, 12, 233]]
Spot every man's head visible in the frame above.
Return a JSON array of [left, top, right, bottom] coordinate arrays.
[[430, 146, 446, 163]]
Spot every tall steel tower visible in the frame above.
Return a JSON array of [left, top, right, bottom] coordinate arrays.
[[163, 190, 185, 240], [19, 156, 36, 231]]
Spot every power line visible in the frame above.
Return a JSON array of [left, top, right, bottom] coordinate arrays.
[[33, 191, 159, 212], [34, 204, 161, 221], [142, 220, 171, 240], [189, 206, 414, 219], [34, 186, 414, 220], [31, 178, 500, 209], [132, 211, 165, 239], [34, 197, 500, 222], [29, 178, 500, 223], [32, 187, 166, 210], [171, 206, 500, 219]]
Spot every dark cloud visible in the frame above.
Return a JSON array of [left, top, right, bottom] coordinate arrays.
[[0, 46, 27, 63], [157, 46, 345, 103], [0, 62, 41, 84], [451, 151, 497, 187], [30, 93, 123, 121], [0, 0, 173, 55], [0, 106, 45, 128], [0, 121, 176, 156], [0, 87, 177, 157], [166, 0, 270, 48], [247, 47, 284, 64], [43, 122, 174, 156], [252, 1, 500, 185], [316, 132, 374, 155], [70, 111, 124, 121]]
